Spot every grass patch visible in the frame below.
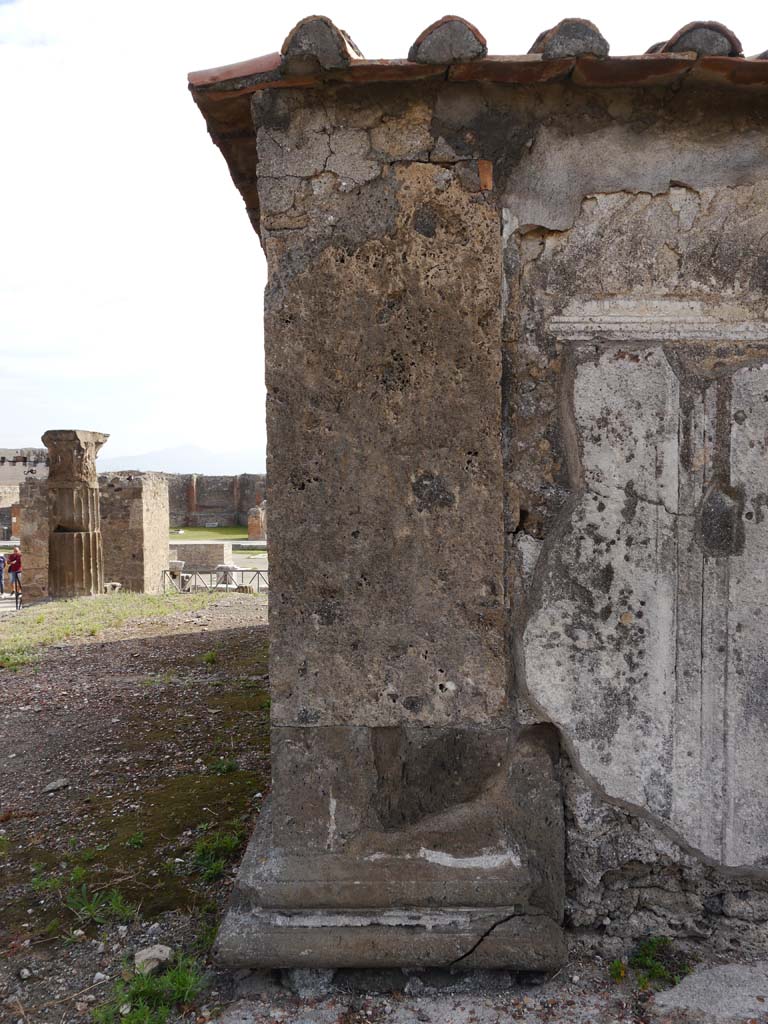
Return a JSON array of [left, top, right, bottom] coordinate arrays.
[[609, 958, 627, 982], [627, 936, 692, 990], [0, 592, 218, 668], [192, 828, 244, 882], [65, 884, 137, 924], [88, 771, 263, 916], [170, 526, 247, 541], [93, 953, 205, 1024], [31, 864, 63, 894]]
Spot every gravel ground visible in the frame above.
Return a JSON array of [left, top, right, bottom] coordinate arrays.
[[1, 593, 766, 1024], [0, 593, 268, 1023], [212, 957, 768, 1024]]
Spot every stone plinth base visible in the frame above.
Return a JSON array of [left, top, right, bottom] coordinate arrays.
[[216, 906, 565, 971], [215, 805, 565, 971]]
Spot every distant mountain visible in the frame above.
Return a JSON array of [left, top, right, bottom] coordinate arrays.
[[98, 444, 265, 476]]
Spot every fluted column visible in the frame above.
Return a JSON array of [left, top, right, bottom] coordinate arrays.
[[42, 430, 109, 598]]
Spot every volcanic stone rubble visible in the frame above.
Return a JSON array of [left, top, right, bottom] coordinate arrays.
[[188, 16, 768, 969]]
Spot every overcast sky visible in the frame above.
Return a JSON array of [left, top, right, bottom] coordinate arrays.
[[2, 0, 766, 470]]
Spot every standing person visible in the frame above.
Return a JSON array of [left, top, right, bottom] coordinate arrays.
[[0, 551, 5, 596], [7, 546, 21, 597]]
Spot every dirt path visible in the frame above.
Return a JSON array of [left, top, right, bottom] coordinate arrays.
[[1, 594, 765, 1024], [0, 593, 269, 1023]]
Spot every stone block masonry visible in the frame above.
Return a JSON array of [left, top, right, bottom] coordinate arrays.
[[166, 473, 266, 527], [0, 448, 48, 485], [99, 473, 169, 594], [190, 15, 768, 968], [18, 477, 50, 603], [20, 463, 170, 599], [247, 503, 267, 540], [171, 542, 232, 572], [0, 448, 49, 534]]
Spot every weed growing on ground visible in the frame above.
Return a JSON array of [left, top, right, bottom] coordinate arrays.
[[65, 884, 137, 924], [192, 918, 218, 955], [628, 936, 692, 990], [31, 864, 63, 894], [77, 846, 106, 864], [201, 650, 218, 666], [192, 828, 243, 882], [0, 835, 11, 858], [141, 673, 175, 688], [92, 954, 205, 1024], [65, 883, 109, 922], [125, 831, 146, 849], [105, 888, 138, 922], [609, 958, 627, 982], [208, 757, 238, 775]]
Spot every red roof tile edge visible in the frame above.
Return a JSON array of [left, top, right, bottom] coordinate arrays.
[[188, 52, 768, 92]]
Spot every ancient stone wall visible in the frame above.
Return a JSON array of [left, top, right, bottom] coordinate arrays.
[[0, 486, 18, 534], [166, 473, 266, 527], [18, 478, 49, 603], [190, 16, 768, 968], [0, 448, 49, 485], [20, 470, 170, 599], [247, 504, 266, 540], [164, 474, 188, 528], [99, 473, 169, 594], [170, 541, 233, 572], [0, 448, 49, 534]]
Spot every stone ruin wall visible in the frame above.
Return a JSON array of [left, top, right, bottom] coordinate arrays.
[[170, 541, 233, 572], [20, 472, 170, 599], [0, 448, 49, 485], [0, 448, 48, 535], [247, 503, 267, 540], [99, 473, 170, 594], [166, 473, 266, 527], [19, 477, 50, 602], [193, 48, 768, 964], [8, 465, 266, 534]]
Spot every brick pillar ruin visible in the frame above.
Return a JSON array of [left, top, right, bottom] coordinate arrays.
[[42, 430, 108, 599], [246, 507, 262, 540], [99, 473, 170, 593], [190, 14, 768, 970]]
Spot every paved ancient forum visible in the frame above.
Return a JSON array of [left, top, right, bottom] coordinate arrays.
[[187, 14, 768, 978]]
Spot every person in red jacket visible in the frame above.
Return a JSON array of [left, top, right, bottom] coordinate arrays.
[[7, 547, 21, 594]]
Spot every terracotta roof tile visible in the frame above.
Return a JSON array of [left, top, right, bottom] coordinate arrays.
[[280, 15, 363, 74], [187, 16, 768, 239], [662, 20, 742, 57], [529, 19, 609, 59], [408, 16, 487, 64]]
